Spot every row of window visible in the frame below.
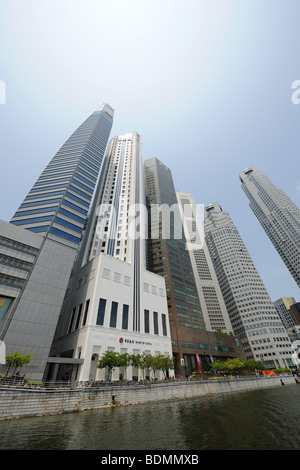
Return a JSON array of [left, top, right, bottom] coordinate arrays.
[[50, 226, 81, 244], [0, 272, 26, 289], [180, 341, 235, 353], [11, 214, 84, 235], [97, 299, 129, 329], [16, 223, 82, 245], [66, 298, 168, 337], [0, 253, 33, 271], [96, 299, 168, 336], [68, 300, 90, 333], [0, 235, 39, 256]]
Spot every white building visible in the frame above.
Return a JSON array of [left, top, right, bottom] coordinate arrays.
[[239, 166, 300, 288], [204, 202, 294, 369], [176, 192, 233, 334], [48, 133, 173, 381]]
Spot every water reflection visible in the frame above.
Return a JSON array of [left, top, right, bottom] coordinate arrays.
[[0, 384, 299, 450]]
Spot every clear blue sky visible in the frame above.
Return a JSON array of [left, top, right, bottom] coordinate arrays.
[[0, 0, 299, 301]]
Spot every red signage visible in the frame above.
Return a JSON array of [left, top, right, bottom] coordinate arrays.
[[196, 354, 202, 375]]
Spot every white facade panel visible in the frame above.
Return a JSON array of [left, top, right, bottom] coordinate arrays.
[[50, 254, 173, 381]]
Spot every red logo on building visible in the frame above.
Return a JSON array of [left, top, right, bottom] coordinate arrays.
[[119, 338, 123, 343]]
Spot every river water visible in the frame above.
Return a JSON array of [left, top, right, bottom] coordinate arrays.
[[0, 383, 299, 451]]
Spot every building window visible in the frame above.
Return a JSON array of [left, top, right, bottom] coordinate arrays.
[[68, 307, 76, 333], [96, 298, 106, 325], [122, 304, 129, 329], [144, 309, 150, 333], [162, 314, 167, 336], [110, 301, 118, 328], [50, 227, 81, 243], [55, 216, 82, 233], [82, 299, 90, 326], [58, 208, 86, 224], [11, 215, 53, 225], [153, 311, 159, 335], [75, 304, 83, 329]]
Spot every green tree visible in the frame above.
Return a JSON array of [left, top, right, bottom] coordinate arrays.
[[118, 353, 131, 380], [5, 351, 33, 376], [151, 353, 164, 379], [159, 355, 174, 378], [96, 350, 175, 382], [210, 357, 265, 375], [274, 367, 291, 374], [210, 360, 227, 373], [97, 351, 121, 381], [225, 357, 246, 373], [130, 353, 141, 378], [244, 360, 264, 372]]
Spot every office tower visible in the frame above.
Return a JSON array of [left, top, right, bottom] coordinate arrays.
[[204, 202, 294, 368], [48, 134, 173, 382], [10, 103, 114, 242], [274, 297, 297, 329], [0, 104, 114, 380], [176, 192, 233, 333], [144, 158, 243, 378], [239, 166, 300, 287]]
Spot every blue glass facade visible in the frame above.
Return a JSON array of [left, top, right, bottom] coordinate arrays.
[[10, 104, 114, 246]]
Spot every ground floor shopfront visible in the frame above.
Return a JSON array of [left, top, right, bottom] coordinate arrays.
[[171, 330, 245, 378]]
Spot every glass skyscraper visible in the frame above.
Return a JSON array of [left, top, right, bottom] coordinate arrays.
[[239, 166, 300, 288], [0, 104, 114, 380], [144, 158, 242, 377], [10, 104, 114, 246]]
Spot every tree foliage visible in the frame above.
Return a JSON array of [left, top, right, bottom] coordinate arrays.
[[210, 357, 264, 374], [97, 351, 121, 381], [5, 351, 33, 376], [97, 351, 174, 381]]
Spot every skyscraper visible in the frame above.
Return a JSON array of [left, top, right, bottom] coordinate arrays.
[[0, 104, 114, 379], [239, 166, 300, 288], [145, 158, 243, 377], [273, 297, 297, 329], [48, 134, 173, 382], [204, 202, 294, 368], [176, 192, 233, 333], [10, 103, 114, 244]]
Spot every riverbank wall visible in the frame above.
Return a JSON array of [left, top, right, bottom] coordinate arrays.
[[0, 376, 297, 420]]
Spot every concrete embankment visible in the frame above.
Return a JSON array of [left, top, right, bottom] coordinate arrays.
[[0, 376, 297, 420]]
